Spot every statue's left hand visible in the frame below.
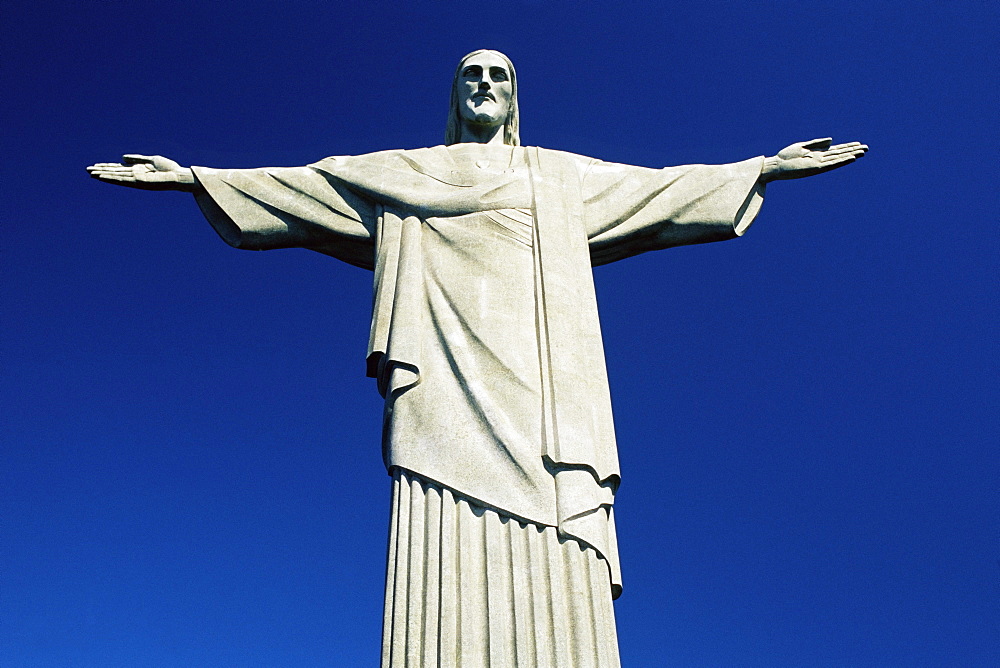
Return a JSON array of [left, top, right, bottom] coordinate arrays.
[[760, 138, 868, 183]]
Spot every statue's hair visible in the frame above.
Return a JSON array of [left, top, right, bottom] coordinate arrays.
[[445, 50, 520, 146]]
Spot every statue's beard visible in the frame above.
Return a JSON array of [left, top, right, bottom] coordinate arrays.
[[472, 112, 502, 126]]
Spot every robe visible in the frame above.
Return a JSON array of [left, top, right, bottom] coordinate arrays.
[[191, 143, 766, 601]]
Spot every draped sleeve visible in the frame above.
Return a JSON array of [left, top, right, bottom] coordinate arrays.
[[582, 156, 767, 266], [191, 164, 378, 270]]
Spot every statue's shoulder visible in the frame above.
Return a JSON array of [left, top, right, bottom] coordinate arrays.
[[310, 146, 458, 182], [311, 146, 483, 189], [311, 147, 414, 168], [519, 146, 596, 181], [528, 146, 592, 161]]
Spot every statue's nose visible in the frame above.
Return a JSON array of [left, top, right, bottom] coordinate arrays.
[[478, 80, 490, 90]]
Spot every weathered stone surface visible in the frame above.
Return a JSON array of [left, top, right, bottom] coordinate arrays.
[[86, 48, 866, 667]]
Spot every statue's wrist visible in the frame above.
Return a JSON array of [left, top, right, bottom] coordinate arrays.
[[760, 156, 780, 183], [174, 167, 199, 192]]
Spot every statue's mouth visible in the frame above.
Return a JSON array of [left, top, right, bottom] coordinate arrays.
[[472, 92, 495, 102]]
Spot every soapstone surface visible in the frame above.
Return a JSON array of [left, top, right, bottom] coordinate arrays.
[[86, 48, 867, 667]]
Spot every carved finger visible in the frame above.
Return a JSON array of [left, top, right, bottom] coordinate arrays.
[[830, 142, 868, 155], [841, 144, 868, 155], [821, 156, 857, 169], [820, 147, 863, 160], [802, 137, 833, 150], [819, 153, 856, 163], [89, 167, 131, 176], [828, 144, 867, 155], [825, 142, 862, 153]]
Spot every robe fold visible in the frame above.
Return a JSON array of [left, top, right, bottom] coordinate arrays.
[[191, 143, 765, 599]]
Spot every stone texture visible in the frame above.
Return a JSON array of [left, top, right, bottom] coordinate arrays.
[[86, 48, 866, 668]]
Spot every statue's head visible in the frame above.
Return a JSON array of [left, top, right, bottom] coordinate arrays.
[[445, 50, 520, 146]]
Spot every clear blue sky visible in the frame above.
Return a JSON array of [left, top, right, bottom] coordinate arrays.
[[3, 1, 997, 665]]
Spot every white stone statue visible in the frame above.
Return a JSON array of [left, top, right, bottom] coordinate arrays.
[[88, 49, 866, 668]]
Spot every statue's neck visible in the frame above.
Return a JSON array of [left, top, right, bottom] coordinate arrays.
[[458, 122, 505, 146]]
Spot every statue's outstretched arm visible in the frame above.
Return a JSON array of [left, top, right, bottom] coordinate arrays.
[[759, 138, 868, 183], [86, 154, 199, 192]]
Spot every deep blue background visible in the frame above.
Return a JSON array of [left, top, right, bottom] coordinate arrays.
[[3, 1, 997, 665]]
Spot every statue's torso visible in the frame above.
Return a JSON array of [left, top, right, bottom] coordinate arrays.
[[385, 169, 557, 521]]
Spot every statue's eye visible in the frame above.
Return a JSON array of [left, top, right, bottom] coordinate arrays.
[[462, 66, 481, 77], [490, 68, 508, 82]]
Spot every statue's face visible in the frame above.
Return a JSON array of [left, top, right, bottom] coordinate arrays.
[[457, 52, 513, 130]]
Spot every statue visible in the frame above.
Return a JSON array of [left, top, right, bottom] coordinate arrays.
[[88, 49, 866, 667]]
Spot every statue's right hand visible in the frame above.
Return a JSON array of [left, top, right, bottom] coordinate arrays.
[[86, 154, 196, 191]]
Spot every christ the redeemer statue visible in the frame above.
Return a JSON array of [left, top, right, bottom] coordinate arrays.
[[88, 49, 866, 667]]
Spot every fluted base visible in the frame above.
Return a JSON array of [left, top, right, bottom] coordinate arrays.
[[382, 468, 621, 668]]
